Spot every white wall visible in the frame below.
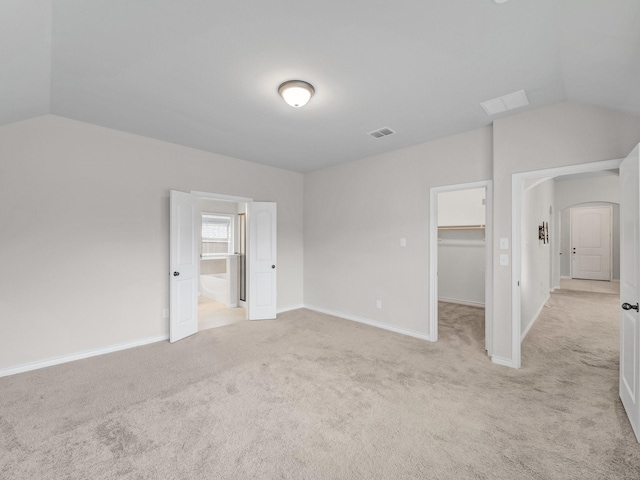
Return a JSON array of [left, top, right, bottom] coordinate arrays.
[[304, 126, 492, 336], [438, 188, 486, 227], [492, 101, 640, 364], [0, 115, 304, 372], [521, 179, 553, 336], [198, 198, 239, 215], [438, 230, 485, 306]]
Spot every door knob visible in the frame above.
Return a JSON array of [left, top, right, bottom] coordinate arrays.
[[272, 265, 276, 269], [622, 302, 639, 311], [173, 271, 180, 277]]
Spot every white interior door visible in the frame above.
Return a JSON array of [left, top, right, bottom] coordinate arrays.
[[247, 202, 277, 320], [169, 190, 199, 342], [571, 206, 612, 280], [620, 144, 640, 442]]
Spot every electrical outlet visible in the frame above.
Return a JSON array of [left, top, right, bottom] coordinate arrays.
[[162, 308, 169, 318], [376, 300, 382, 309]]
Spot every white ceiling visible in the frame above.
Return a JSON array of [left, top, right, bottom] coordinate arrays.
[[2, 0, 640, 172]]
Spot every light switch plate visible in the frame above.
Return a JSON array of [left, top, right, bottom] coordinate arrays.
[[500, 254, 509, 266], [400, 237, 407, 247], [500, 237, 509, 250]]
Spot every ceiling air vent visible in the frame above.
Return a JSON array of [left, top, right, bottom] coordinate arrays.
[[480, 89, 529, 116], [367, 127, 395, 139]]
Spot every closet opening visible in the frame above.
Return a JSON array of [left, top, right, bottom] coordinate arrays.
[[429, 180, 493, 357]]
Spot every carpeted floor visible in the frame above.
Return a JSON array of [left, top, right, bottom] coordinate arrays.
[[1, 289, 639, 479]]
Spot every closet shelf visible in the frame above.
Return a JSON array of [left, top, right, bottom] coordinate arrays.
[[438, 225, 485, 231]]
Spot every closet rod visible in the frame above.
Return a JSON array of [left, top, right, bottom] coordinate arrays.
[[437, 225, 485, 231]]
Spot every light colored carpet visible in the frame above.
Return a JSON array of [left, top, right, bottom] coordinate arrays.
[[1, 290, 639, 479]]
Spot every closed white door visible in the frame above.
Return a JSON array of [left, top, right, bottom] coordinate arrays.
[[247, 202, 277, 320], [620, 144, 640, 442], [570, 206, 612, 280], [169, 190, 199, 342]]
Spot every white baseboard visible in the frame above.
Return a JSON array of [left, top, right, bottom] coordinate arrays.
[[520, 294, 550, 342], [304, 304, 431, 341], [438, 297, 485, 308], [277, 304, 305, 314], [491, 356, 517, 368], [0, 334, 169, 378]]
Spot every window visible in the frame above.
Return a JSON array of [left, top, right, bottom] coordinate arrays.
[[201, 214, 233, 256]]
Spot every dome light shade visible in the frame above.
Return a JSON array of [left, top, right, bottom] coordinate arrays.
[[278, 80, 315, 108]]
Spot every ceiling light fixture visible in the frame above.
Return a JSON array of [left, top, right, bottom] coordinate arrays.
[[278, 80, 315, 108]]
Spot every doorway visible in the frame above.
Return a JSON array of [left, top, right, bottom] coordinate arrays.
[[511, 158, 623, 368], [197, 200, 246, 331], [169, 190, 278, 343], [429, 180, 493, 356]]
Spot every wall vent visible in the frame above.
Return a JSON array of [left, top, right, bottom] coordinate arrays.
[[367, 127, 395, 139]]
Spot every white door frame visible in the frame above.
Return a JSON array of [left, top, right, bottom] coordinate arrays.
[[191, 191, 253, 204], [429, 180, 493, 355], [511, 158, 622, 368]]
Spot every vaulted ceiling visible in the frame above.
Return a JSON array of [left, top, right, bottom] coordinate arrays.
[[2, 0, 640, 172]]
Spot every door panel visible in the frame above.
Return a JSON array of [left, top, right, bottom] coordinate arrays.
[[622, 313, 637, 402], [571, 206, 612, 280], [170, 190, 199, 342], [620, 144, 640, 442], [248, 202, 277, 320]]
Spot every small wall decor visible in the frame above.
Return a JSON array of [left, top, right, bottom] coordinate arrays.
[[544, 221, 549, 244], [538, 222, 549, 244]]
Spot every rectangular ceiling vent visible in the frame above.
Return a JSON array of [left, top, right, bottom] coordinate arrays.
[[480, 89, 529, 116], [368, 127, 396, 139]]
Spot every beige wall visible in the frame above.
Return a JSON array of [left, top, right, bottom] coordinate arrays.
[[304, 126, 492, 335], [492, 101, 640, 362], [0, 115, 304, 371], [3, 101, 640, 373], [521, 179, 554, 335]]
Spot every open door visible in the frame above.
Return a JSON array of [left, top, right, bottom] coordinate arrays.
[[620, 144, 640, 442], [169, 190, 199, 342], [247, 202, 277, 320]]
